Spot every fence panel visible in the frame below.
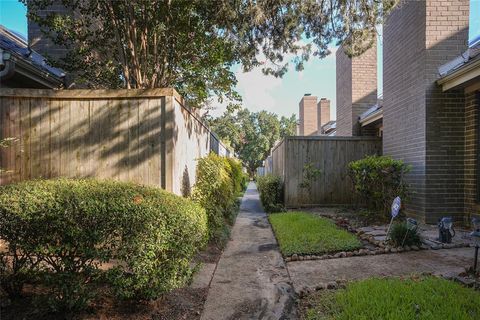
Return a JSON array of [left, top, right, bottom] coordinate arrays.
[[278, 136, 382, 207], [0, 88, 229, 195]]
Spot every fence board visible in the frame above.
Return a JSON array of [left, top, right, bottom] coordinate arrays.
[[0, 88, 230, 196], [271, 136, 382, 207]]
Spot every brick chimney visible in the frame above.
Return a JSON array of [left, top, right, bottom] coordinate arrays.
[[28, 1, 70, 61], [317, 98, 331, 134], [336, 43, 377, 136], [299, 94, 318, 136]]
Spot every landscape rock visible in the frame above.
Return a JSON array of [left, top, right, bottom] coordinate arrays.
[[291, 254, 298, 261], [327, 281, 338, 289]]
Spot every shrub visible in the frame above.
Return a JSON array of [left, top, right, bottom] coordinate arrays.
[[226, 157, 247, 194], [191, 153, 239, 244], [0, 179, 208, 309], [257, 174, 284, 213], [348, 155, 411, 216], [389, 222, 421, 247]]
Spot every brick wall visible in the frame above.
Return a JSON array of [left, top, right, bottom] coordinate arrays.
[[336, 46, 353, 136], [383, 0, 469, 223], [464, 86, 480, 222], [336, 43, 377, 136], [317, 98, 330, 134], [424, 0, 469, 223], [299, 95, 318, 136], [28, 1, 70, 61]]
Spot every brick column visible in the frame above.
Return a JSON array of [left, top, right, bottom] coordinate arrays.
[[336, 43, 377, 136]]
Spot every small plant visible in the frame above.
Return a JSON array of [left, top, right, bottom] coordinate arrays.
[[0, 137, 17, 174], [348, 155, 411, 217], [389, 222, 421, 247], [299, 162, 322, 202], [257, 174, 285, 213]]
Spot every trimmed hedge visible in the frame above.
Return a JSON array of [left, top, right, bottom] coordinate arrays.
[[0, 179, 208, 310], [348, 155, 410, 216], [256, 174, 284, 213], [191, 153, 243, 244]]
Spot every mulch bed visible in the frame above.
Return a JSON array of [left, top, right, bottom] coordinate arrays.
[[0, 242, 224, 320]]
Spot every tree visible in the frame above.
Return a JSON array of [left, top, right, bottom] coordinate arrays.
[[25, 0, 397, 106], [280, 115, 298, 137], [207, 106, 296, 176]]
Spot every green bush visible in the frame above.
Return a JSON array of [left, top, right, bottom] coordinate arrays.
[[256, 174, 284, 213], [348, 155, 411, 216], [389, 222, 421, 247], [0, 179, 208, 310], [191, 153, 240, 244], [226, 157, 247, 194]]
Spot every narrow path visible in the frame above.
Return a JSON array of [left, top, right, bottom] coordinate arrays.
[[201, 182, 296, 320], [288, 247, 474, 294]]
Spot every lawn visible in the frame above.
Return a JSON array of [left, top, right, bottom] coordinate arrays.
[[301, 276, 480, 320], [269, 212, 362, 256]]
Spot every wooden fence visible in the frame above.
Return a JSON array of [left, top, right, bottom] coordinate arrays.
[[0, 88, 230, 196], [269, 136, 382, 207]]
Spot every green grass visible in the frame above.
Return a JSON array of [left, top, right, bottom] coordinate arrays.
[[269, 212, 362, 256], [303, 277, 480, 320]]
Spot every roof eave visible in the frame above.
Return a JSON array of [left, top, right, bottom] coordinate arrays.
[[437, 57, 480, 92], [360, 110, 383, 126]]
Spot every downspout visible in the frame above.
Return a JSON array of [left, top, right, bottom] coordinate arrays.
[[0, 48, 16, 80]]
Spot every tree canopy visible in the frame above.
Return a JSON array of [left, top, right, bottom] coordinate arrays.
[[206, 105, 296, 175], [26, 0, 397, 106]]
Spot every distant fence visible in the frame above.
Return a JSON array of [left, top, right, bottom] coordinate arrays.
[[0, 88, 231, 196], [268, 136, 382, 207]]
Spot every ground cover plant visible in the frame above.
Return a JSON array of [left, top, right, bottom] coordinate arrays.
[[301, 276, 480, 320], [389, 222, 422, 247], [257, 174, 284, 213], [269, 212, 361, 256], [0, 179, 208, 312]]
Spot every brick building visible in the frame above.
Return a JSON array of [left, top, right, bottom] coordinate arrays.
[[336, 42, 377, 136], [383, 0, 470, 223]]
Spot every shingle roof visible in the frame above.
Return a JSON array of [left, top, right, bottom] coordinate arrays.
[[438, 44, 480, 78], [0, 24, 65, 78], [359, 103, 383, 122]]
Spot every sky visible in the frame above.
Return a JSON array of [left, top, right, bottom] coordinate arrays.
[[0, 0, 385, 120]]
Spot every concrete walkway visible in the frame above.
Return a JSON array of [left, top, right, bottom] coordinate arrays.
[[201, 182, 295, 320], [287, 247, 474, 293]]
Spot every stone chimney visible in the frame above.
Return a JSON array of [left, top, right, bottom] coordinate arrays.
[[317, 98, 331, 134], [299, 94, 318, 136]]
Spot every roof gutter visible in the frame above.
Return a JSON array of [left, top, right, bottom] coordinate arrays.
[[437, 57, 480, 92], [0, 48, 15, 80], [359, 109, 383, 126], [0, 48, 64, 89]]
